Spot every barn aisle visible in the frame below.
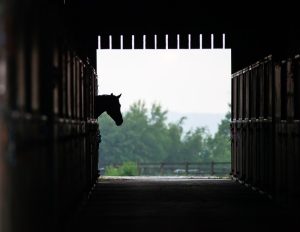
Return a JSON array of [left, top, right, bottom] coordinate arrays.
[[65, 177, 298, 232]]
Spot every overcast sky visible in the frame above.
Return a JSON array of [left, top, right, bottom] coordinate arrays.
[[97, 49, 231, 114]]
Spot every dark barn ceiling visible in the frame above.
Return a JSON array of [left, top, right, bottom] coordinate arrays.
[[62, 0, 300, 72]]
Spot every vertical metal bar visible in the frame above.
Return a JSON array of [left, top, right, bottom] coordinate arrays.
[[31, 40, 39, 111], [109, 35, 112, 49], [53, 47, 59, 114], [74, 57, 77, 118], [239, 73, 243, 120], [287, 59, 294, 120], [231, 76, 234, 121], [267, 57, 273, 120], [199, 34, 202, 49], [211, 34, 214, 49], [17, 41, 25, 110], [252, 64, 258, 120], [232, 73, 237, 177], [57, 45, 63, 116], [188, 34, 191, 49], [259, 62, 264, 119], [132, 35, 134, 49], [165, 34, 168, 49], [233, 75, 237, 120], [81, 62, 84, 119], [154, 34, 157, 49], [222, 33, 225, 49], [62, 50, 66, 116], [294, 55, 300, 120], [72, 53, 76, 118], [120, 35, 123, 49], [67, 50, 71, 117], [281, 61, 287, 120], [275, 64, 282, 120], [98, 36, 101, 49], [76, 58, 80, 118], [244, 70, 250, 182], [245, 70, 250, 120], [92, 69, 95, 118], [177, 34, 180, 49], [234, 123, 238, 177], [143, 35, 146, 49]]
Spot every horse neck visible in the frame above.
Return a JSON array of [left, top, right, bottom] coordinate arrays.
[[95, 95, 109, 118]]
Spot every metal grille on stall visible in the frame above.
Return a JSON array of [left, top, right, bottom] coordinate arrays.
[[2, 16, 100, 231], [231, 54, 300, 207]]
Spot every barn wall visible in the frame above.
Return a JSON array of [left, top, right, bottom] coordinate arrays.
[[0, 1, 100, 232]]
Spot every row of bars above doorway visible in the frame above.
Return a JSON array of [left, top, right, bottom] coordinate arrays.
[[98, 34, 228, 50]]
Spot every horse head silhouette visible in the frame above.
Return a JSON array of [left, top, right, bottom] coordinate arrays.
[[94, 93, 123, 126]]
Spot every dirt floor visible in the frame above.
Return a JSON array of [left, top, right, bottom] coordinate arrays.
[[65, 177, 299, 232]]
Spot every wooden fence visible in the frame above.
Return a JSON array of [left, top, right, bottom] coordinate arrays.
[[137, 161, 231, 176], [103, 162, 231, 177]]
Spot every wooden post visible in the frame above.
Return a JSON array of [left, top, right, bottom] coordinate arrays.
[[185, 162, 189, 175], [137, 161, 141, 176], [211, 161, 215, 175], [160, 163, 164, 176]]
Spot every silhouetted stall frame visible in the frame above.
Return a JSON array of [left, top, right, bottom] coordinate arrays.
[[231, 55, 300, 207], [52, 44, 99, 227], [1, 18, 100, 232]]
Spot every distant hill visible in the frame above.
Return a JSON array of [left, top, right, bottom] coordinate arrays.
[[167, 112, 225, 135]]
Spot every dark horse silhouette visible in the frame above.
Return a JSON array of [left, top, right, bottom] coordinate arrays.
[[94, 93, 123, 126]]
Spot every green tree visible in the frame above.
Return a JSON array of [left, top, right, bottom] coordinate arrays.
[[163, 117, 186, 162], [210, 109, 231, 162], [145, 103, 170, 161], [98, 101, 231, 174], [182, 127, 212, 162]]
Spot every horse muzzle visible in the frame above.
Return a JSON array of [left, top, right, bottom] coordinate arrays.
[[116, 119, 123, 126]]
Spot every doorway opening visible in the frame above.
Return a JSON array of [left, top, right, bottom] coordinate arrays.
[[96, 34, 231, 177]]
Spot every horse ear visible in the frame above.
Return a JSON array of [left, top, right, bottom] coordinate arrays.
[[111, 93, 113, 96], [117, 94, 122, 98]]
